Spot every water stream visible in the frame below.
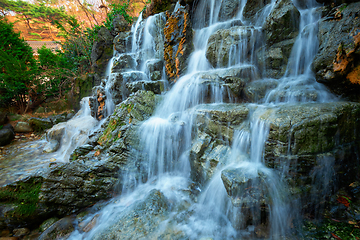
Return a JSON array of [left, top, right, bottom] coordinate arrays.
[[65, 0, 338, 239], [0, 0, 340, 238]]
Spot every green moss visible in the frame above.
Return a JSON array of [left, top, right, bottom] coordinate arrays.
[[0, 179, 42, 217]]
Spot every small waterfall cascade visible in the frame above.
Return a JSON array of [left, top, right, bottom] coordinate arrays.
[[67, 0, 340, 239]]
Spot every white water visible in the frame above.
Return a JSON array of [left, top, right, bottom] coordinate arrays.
[[67, 0, 336, 239]]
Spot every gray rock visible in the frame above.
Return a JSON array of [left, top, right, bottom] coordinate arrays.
[[14, 121, 33, 133], [263, 0, 300, 46], [43, 139, 60, 153], [206, 26, 261, 68]]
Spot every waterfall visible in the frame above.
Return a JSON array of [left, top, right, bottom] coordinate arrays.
[[67, 0, 338, 239]]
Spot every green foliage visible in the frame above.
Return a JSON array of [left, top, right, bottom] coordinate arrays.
[[104, 1, 133, 30], [0, 180, 42, 216], [0, 18, 38, 111]]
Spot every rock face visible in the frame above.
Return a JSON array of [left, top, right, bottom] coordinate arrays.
[[313, 2, 360, 101], [164, 4, 193, 82], [91, 27, 114, 77], [39, 91, 157, 217], [206, 26, 261, 68]]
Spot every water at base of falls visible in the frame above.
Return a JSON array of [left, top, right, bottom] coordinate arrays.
[[67, 0, 337, 239]]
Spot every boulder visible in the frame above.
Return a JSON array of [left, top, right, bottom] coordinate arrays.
[[313, 2, 360, 101], [206, 26, 261, 68], [91, 190, 170, 240], [263, 0, 300, 46], [0, 125, 14, 146], [28, 118, 53, 132], [14, 122, 33, 133], [164, 4, 193, 82]]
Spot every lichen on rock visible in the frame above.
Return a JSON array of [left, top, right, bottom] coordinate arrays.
[[164, 4, 193, 82]]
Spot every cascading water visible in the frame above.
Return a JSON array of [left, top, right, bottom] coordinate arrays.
[[67, 0, 339, 239]]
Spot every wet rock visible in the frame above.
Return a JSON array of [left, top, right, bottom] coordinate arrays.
[[189, 103, 250, 184], [219, 0, 242, 21], [91, 27, 114, 77], [43, 140, 60, 153], [243, 0, 273, 21], [79, 214, 99, 232], [190, 140, 231, 185], [263, 102, 360, 158], [112, 54, 136, 73], [263, 0, 300, 46], [114, 32, 132, 54], [221, 168, 269, 207], [91, 190, 169, 239], [206, 26, 261, 68], [313, 2, 360, 101], [39, 217, 59, 232], [37, 91, 157, 217], [38, 216, 75, 240], [256, 38, 296, 78], [244, 79, 279, 102], [28, 118, 53, 132], [164, 4, 193, 82], [193, 66, 261, 99], [69, 144, 94, 161], [126, 80, 166, 94]]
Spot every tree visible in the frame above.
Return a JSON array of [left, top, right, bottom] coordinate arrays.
[[0, 17, 37, 112]]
